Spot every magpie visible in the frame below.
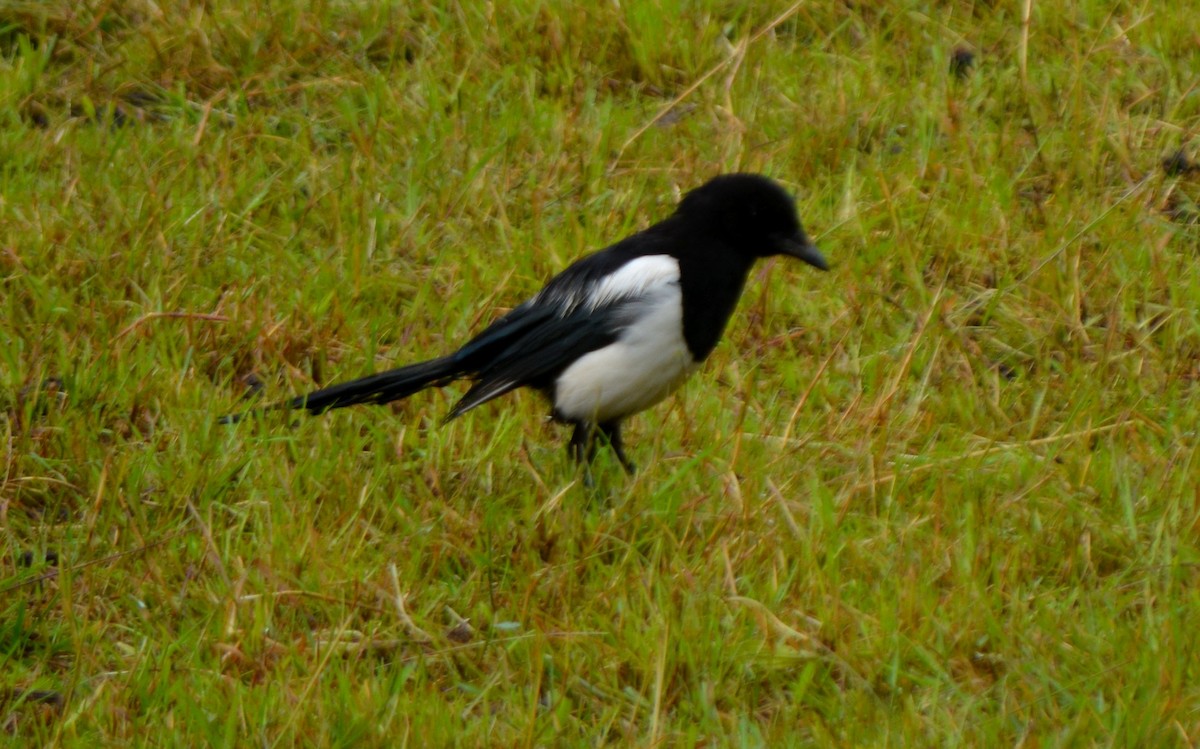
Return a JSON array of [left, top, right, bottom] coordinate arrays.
[[221, 173, 827, 472]]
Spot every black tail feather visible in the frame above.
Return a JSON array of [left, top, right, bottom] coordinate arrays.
[[218, 356, 460, 424]]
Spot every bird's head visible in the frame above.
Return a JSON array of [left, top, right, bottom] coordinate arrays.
[[678, 173, 828, 271]]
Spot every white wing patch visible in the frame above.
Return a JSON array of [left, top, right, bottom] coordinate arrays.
[[539, 254, 682, 314]]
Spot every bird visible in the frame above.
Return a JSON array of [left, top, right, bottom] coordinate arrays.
[[220, 173, 828, 473]]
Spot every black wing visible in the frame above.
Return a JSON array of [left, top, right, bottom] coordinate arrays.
[[443, 227, 680, 419], [444, 301, 625, 419]]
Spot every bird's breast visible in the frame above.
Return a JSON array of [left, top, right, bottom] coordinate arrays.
[[552, 283, 695, 423]]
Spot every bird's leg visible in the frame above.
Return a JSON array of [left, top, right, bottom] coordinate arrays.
[[568, 421, 599, 486], [599, 420, 636, 474], [568, 421, 598, 463]]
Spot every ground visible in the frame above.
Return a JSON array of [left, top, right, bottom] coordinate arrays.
[[2, 1, 1199, 745]]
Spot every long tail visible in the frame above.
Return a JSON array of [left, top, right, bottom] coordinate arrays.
[[218, 356, 460, 424]]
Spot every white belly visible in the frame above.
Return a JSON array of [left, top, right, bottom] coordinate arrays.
[[553, 285, 696, 423]]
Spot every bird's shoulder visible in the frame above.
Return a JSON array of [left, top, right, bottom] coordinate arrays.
[[532, 223, 685, 314]]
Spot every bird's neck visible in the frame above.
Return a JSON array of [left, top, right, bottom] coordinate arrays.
[[676, 244, 757, 361]]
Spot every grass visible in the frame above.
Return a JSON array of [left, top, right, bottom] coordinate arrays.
[[2, 0, 1199, 744]]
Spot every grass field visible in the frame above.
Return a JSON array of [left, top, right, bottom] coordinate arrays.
[[3, 0, 1199, 745]]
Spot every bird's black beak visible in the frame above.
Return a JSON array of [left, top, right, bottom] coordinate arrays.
[[778, 233, 828, 271]]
